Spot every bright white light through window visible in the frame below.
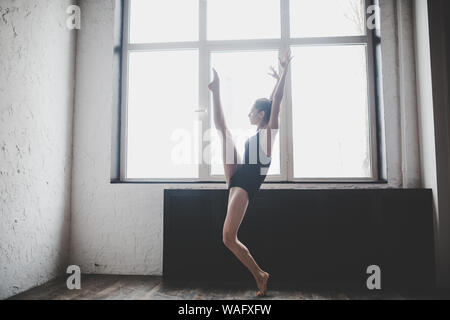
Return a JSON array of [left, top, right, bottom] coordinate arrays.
[[209, 50, 281, 176], [290, 0, 365, 38], [290, 45, 371, 178], [129, 0, 199, 43], [123, 0, 377, 181], [126, 50, 199, 179], [207, 0, 280, 40]]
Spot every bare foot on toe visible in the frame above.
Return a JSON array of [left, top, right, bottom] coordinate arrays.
[[255, 271, 269, 297]]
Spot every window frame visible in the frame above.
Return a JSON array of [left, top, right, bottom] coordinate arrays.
[[120, 0, 379, 183]]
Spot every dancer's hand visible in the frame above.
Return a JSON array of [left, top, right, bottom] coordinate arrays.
[[268, 66, 280, 80], [208, 68, 220, 93], [279, 48, 294, 72]]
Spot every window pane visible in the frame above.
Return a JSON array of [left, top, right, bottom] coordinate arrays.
[[127, 50, 199, 179], [207, 0, 280, 40], [290, 0, 365, 38], [209, 50, 281, 176], [129, 0, 198, 43], [291, 45, 371, 178]]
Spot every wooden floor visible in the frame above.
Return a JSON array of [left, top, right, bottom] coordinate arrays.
[[7, 275, 450, 300]]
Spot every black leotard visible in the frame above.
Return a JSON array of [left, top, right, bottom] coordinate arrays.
[[227, 129, 272, 200]]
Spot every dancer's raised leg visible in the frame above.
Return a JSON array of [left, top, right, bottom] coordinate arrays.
[[218, 127, 241, 185]]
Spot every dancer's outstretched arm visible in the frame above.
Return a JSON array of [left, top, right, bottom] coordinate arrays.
[[268, 49, 293, 129], [268, 66, 281, 102]]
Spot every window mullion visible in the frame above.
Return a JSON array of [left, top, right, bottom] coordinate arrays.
[[120, 0, 131, 181], [365, 0, 380, 180], [198, 0, 209, 181], [281, 0, 290, 41], [284, 62, 294, 182], [281, 0, 290, 181], [288, 35, 368, 46]]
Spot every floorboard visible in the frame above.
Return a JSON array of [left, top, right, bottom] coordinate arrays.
[[7, 275, 450, 300]]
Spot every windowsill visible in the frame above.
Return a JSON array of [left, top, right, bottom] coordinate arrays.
[[110, 179, 389, 184]]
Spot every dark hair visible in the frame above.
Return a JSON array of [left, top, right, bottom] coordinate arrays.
[[254, 98, 272, 124]]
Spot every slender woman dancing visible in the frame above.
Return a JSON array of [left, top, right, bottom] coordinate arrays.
[[208, 49, 293, 296]]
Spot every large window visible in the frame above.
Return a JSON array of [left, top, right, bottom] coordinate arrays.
[[121, 0, 378, 182]]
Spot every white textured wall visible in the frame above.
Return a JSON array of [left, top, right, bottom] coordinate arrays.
[[70, 0, 415, 277], [0, 0, 76, 299]]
